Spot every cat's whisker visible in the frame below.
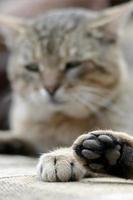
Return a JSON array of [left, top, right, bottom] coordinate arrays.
[[89, 93, 125, 117], [70, 92, 99, 112], [78, 86, 110, 94], [77, 92, 125, 126], [71, 89, 125, 119], [69, 90, 130, 128], [71, 93, 107, 125]]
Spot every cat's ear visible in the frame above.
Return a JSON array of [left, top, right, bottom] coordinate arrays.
[[0, 14, 28, 48], [88, 2, 132, 38]]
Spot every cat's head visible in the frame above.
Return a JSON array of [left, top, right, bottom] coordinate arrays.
[[0, 4, 130, 119]]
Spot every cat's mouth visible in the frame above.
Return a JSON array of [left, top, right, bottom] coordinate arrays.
[[49, 96, 66, 105]]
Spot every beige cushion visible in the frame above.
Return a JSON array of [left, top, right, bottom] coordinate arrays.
[[0, 155, 133, 200]]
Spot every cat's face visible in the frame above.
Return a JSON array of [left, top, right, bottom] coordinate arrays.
[[7, 9, 127, 119]]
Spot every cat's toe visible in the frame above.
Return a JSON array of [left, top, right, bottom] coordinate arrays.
[[37, 149, 86, 182], [73, 130, 122, 173]]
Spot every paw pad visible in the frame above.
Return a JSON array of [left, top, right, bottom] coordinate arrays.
[[74, 132, 122, 172]]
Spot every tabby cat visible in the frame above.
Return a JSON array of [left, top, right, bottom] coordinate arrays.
[[0, 3, 133, 182]]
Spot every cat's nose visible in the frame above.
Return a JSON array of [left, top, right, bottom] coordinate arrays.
[[42, 70, 62, 96], [45, 84, 60, 96]]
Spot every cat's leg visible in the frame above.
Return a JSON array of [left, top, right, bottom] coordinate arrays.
[[0, 131, 37, 156], [37, 147, 87, 182], [73, 130, 133, 179]]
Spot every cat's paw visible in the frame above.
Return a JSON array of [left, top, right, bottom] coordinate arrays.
[[73, 130, 127, 175], [0, 136, 36, 156], [37, 148, 86, 182]]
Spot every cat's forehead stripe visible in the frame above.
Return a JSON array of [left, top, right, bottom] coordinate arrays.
[[33, 9, 96, 36], [13, 9, 118, 67]]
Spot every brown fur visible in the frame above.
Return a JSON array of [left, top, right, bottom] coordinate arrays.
[[0, 4, 133, 181]]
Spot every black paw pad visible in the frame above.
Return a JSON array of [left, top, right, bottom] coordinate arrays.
[[74, 133, 122, 172]]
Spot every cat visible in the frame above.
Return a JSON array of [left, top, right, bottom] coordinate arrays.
[[0, 3, 133, 181]]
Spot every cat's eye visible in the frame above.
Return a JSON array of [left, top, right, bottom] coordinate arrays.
[[25, 64, 39, 72], [65, 61, 82, 72]]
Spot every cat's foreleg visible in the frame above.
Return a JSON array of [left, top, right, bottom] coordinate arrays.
[[73, 130, 133, 179], [0, 131, 37, 156]]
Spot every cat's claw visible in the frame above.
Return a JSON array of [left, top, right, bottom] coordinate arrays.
[[73, 130, 123, 174]]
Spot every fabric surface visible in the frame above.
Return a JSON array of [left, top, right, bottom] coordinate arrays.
[[0, 155, 133, 200]]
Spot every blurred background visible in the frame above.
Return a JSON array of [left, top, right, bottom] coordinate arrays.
[[0, 0, 131, 130]]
